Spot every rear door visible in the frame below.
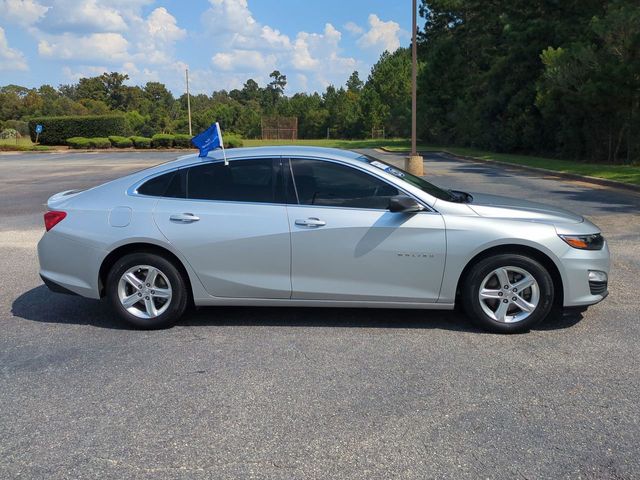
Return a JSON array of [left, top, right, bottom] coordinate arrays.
[[152, 157, 291, 299], [286, 158, 446, 303]]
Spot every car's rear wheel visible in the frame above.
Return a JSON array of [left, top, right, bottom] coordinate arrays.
[[462, 254, 554, 333], [106, 253, 188, 329]]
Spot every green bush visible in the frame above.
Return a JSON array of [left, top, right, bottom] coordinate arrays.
[[67, 137, 92, 149], [67, 137, 112, 149], [109, 135, 133, 148], [151, 133, 175, 148], [130, 136, 152, 148], [2, 120, 29, 136], [28, 115, 126, 145], [173, 134, 193, 148], [90, 137, 111, 148], [0, 128, 20, 139], [225, 134, 244, 149]]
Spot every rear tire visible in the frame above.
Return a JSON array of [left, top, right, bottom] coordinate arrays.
[[106, 252, 188, 329], [462, 254, 554, 334]]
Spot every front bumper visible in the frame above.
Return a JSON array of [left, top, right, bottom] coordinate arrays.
[[559, 242, 610, 307]]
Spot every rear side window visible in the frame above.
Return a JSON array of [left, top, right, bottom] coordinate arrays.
[[186, 159, 277, 203], [137, 171, 186, 198], [290, 158, 399, 209]]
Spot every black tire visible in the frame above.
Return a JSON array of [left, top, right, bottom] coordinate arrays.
[[106, 252, 188, 329], [462, 254, 554, 334]]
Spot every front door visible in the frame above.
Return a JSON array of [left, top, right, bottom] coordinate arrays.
[[287, 158, 446, 303]]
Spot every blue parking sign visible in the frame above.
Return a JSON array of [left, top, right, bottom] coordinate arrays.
[[35, 124, 43, 134]]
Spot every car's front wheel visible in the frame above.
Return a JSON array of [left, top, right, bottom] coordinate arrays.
[[462, 254, 554, 333], [106, 253, 188, 329]]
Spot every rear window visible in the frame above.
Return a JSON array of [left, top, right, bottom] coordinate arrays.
[[137, 170, 186, 198]]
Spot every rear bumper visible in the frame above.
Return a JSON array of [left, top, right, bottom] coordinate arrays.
[[40, 274, 79, 296], [37, 231, 103, 299]]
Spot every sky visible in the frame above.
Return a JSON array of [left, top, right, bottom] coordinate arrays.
[[0, 0, 412, 95]]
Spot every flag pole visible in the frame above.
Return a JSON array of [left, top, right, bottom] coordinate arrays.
[[216, 122, 228, 166]]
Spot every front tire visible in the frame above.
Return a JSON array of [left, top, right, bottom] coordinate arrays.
[[106, 253, 188, 329], [462, 254, 554, 334]]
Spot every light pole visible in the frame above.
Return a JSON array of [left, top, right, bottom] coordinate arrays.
[[186, 68, 193, 137], [407, 0, 424, 175]]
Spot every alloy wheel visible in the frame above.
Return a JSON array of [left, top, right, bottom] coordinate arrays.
[[478, 266, 540, 324], [117, 265, 173, 319]]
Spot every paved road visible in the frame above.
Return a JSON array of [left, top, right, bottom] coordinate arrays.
[[1, 150, 639, 479]]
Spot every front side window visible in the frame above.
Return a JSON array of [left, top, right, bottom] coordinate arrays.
[[290, 158, 399, 209], [186, 158, 278, 203]]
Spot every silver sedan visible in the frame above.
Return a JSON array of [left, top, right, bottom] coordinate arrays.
[[37, 147, 610, 333]]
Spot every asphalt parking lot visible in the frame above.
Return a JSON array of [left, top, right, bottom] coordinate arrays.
[[1, 149, 639, 479]]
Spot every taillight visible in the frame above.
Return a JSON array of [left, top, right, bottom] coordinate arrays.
[[44, 211, 67, 231]]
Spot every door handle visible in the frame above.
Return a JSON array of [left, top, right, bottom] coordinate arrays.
[[295, 218, 326, 227], [170, 213, 200, 223]]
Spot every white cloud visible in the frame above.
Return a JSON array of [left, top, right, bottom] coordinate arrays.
[[133, 7, 186, 64], [0, 0, 48, 27], [0, 26, 28, 70], [38, 32, 129, 62], [38, 0, 128, 33], [213, 49, 277, 72], [344, 21, 363, 36], [357, 14, 403, 53], [201, 1, 359, 92]]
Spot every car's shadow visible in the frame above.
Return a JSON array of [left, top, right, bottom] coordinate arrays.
[[11, 286, 583, 332]]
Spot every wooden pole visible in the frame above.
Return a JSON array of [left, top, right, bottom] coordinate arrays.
[[407, 0, 424, 175], [186, 68, 192, 137]]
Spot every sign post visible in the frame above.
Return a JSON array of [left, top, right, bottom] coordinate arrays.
[[35, 124, 43, 145]]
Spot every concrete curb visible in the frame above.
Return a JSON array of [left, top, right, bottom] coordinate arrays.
[[379, 147, 640, 194]]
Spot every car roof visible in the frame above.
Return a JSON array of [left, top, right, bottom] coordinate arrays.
[[172, 146, 365, 167]]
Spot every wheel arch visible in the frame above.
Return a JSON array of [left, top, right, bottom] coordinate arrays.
[[98, 242, 194, 303], [455, 244, 564, 308]]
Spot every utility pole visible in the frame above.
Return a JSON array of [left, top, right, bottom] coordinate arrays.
[[186, 68, 193, 137], [407, 0, 424, 175]]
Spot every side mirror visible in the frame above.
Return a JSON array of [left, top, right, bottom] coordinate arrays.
[[388, 195, 424, 213]]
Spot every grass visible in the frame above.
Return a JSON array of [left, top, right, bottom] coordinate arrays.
[[244, 138, 640, 186], [244, 138, 412, 150], [409, 146, 640, 186], [0, 136, 52, 151]]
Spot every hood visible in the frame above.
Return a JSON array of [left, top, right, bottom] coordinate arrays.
[[467, 192, 584, 224]]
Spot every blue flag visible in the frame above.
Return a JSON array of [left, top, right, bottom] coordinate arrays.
[[192, 122, 224, 158]]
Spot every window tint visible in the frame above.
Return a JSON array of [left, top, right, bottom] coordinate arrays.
[[138, 170, 185, 198], [187, 159, 277, 203], [290, 159, 399, 209]]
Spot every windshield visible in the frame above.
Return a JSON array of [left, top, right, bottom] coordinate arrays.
[[361, 156, 458, 202]]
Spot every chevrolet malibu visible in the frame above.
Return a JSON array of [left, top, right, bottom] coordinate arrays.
[[37, 147, 609, 333]]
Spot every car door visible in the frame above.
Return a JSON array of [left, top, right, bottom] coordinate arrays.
[[286, 158, 446, 303], [152, 157, 291, 299]]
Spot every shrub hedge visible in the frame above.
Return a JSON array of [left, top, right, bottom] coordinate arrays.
[[67, 137, 112, 149], [225, 134, 244, 148], [90, 137, 111, 148], [29, 115, 126, 145], [173, 134, 193, 148], [151, 133, 175, 148], [67, 137, 92, 149], [130, 136, 152, 148], [109, 135, 133, 148]]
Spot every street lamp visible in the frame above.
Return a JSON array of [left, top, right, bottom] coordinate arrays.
[[407, 0, 424, 176]]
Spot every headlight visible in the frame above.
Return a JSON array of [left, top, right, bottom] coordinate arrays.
[[559, 233, 604, 250]]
